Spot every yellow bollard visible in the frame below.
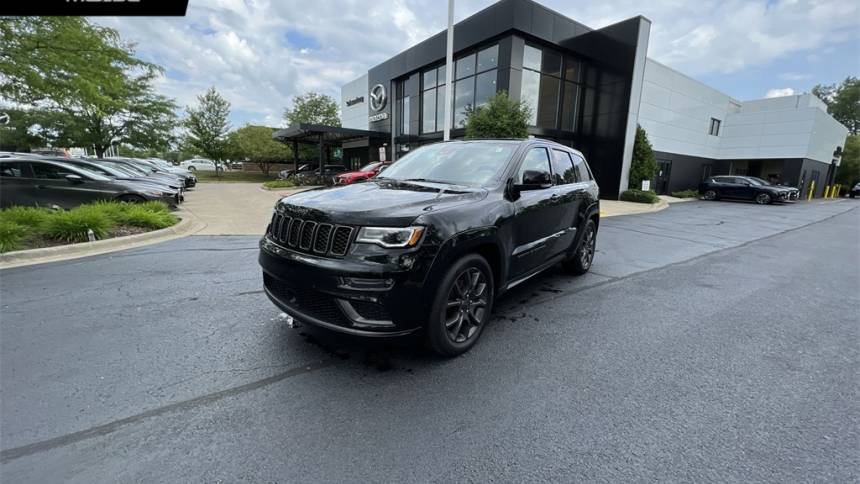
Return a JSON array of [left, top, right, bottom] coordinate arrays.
[[824, 185, 831, 198], [807, 180, 815, 201]]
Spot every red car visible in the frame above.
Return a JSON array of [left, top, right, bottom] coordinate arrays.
[[334, 162, 391, 185]]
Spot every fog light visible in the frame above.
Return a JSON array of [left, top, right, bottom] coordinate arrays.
[[338, 277, 394, 291]]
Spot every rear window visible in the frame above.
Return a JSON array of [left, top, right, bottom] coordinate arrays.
[[0, 161, 28, 178], [571, 153, 591, 182]]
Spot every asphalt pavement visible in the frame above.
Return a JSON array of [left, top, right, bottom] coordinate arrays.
[[1, 199, 858, 482]]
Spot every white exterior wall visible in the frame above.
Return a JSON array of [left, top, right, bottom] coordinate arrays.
[[639, 59, 848, 164], [340, 74, 368, 130]]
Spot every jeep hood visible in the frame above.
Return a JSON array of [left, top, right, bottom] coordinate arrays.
[[276, 180, 487, 226]]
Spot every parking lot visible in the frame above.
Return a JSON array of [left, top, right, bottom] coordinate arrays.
[[1, 199, 858, 482]]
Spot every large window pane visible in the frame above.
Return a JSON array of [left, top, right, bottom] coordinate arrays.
[[455, 53, 475, 80], [453, 77, 474, 128], [422, 68, 436, 90], [438, 64, 447, 85], [477, 45, 499, 72], [474, 69, 497, 107], [542, 49, 561, 76], [537, 74, 560, 129], [520, 69, 540, 126], [422, 89, 436, 133], [437, 84, 448, 129], [402, 95, 410, 135], [561, 81, 579, 131], [564, 57, 581, 82], [523, 44, 542, 71]]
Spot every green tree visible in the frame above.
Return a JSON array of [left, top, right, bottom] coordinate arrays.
[[0, 108, 65, 150], [464, 91, 530, 139], [628, 125, 657, 190], [835, 134, 859, 188], [812, 77, 859, 135], [283, 92, 340, 127], [0, 17, 177, 157], [226, 125, 292, 175], [183, 87, 231, 168], [283, 92, 340, 164]]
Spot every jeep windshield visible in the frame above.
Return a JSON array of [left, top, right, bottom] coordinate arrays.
[[377, 141, 517, 187]]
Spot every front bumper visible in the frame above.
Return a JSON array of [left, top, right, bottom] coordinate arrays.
[[259, 237, 431, 337]]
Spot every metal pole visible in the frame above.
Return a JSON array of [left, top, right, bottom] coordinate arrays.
[[443, 0, 454, 141]]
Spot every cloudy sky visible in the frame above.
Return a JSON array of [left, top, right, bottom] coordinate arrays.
[[96, 0, 860, 127]]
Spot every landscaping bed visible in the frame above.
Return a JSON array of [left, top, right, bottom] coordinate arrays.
[[0, 201, 178, 253], [195, 171, 279, 183]]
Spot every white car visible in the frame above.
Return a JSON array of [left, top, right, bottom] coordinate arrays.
[[179, 158, 218, 172]]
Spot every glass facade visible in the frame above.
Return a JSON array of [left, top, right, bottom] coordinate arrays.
[[422, 44, 498, 133], [520, 43, 582, 131]]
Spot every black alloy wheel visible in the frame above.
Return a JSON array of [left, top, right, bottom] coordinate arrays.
[[427, 254, 494, 356], [563, 219, 596, 275], [444, 267, 490, 344], [755, 192, 772, 205], [703, 189, 717, 200]]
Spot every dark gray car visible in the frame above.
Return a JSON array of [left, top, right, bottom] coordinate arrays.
[[0, 158, 177, 209]]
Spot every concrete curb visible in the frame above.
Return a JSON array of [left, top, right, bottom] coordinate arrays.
[[259, 185, 320, 192], [0, 215, 205, 269], [601, 198, 669, 218]]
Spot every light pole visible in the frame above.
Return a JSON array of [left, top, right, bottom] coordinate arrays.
[[443, 0, 454, 141]]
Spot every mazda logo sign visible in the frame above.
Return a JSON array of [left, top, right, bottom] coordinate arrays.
[[369, 84, 387, 112]]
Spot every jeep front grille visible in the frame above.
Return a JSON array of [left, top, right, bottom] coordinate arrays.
[[268, 213, 353, 257]]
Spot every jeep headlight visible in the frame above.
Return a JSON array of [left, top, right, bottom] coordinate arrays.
[[356, 226, 425, 248]]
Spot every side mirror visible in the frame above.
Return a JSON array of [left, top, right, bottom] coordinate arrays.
[[516, 170, 552, 190], [65, 174, 84, 184], [377, 165, 388, 174]]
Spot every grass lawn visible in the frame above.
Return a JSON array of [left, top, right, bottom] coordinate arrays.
[[195, 171, 279, 183]]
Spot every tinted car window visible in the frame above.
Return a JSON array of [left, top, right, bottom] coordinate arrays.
[[517, 147, 552, 184], [571, 153, 591, 182], [31, 162, 78, 179], [0, 161, 28, 178], [551, 149, 576, 184]]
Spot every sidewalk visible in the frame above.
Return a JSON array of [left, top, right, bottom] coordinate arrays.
[[180, 183, 310, 235]]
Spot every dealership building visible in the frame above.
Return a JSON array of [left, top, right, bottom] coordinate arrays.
[[323, 0, 849, 199]]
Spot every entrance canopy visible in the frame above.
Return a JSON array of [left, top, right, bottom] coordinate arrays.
[[273, 123, 387, 145]]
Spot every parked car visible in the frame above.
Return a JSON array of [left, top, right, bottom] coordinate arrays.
[[99, 158, 193, 188], [0, 158, 178, 209], [850, 183, 860, 198], [179, 158, 218, 172], [279, 163, 314, 180], [334, 162, 392, 185], [259, 139, 600, 356], [50, 157, 183, 206], [111, 157, 196, 187], [698, 175, 795, 204], [295, 164, 347, 185]]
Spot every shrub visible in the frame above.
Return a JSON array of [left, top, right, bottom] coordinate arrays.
[[139, 200, 170, 214], [263, 179, 297, 189], [670, 189, 699, 199], [44, 206, 113, 242], [0, 206, 53, 230], [464, 91, 531, 139], [113, 205, 178, 229], [0, 220, 28, 253], [620, 189, 660, 204], [628, 125, 657, 189]]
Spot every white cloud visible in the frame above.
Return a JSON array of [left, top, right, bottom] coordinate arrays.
[[766, 87, 795, 98], [93, 0, 859, 126]]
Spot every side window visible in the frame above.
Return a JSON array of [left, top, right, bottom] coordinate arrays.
[[0, 162, 28, 178], [517, 147, 551, 184], [571, 153, 591, 182], [31, 163, 78, 180], [551, 150, 576, 184]]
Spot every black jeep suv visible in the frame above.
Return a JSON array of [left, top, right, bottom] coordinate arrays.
[[259, 140, 600, 356]]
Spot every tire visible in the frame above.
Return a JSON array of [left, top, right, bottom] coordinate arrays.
[[702, 189, 718, 201], [563, 219, 597, 275], [755, 192, 772, 205], [117, 194, 146, 203], [187, 166, 196, 173], [426, 254, 494, 357]]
